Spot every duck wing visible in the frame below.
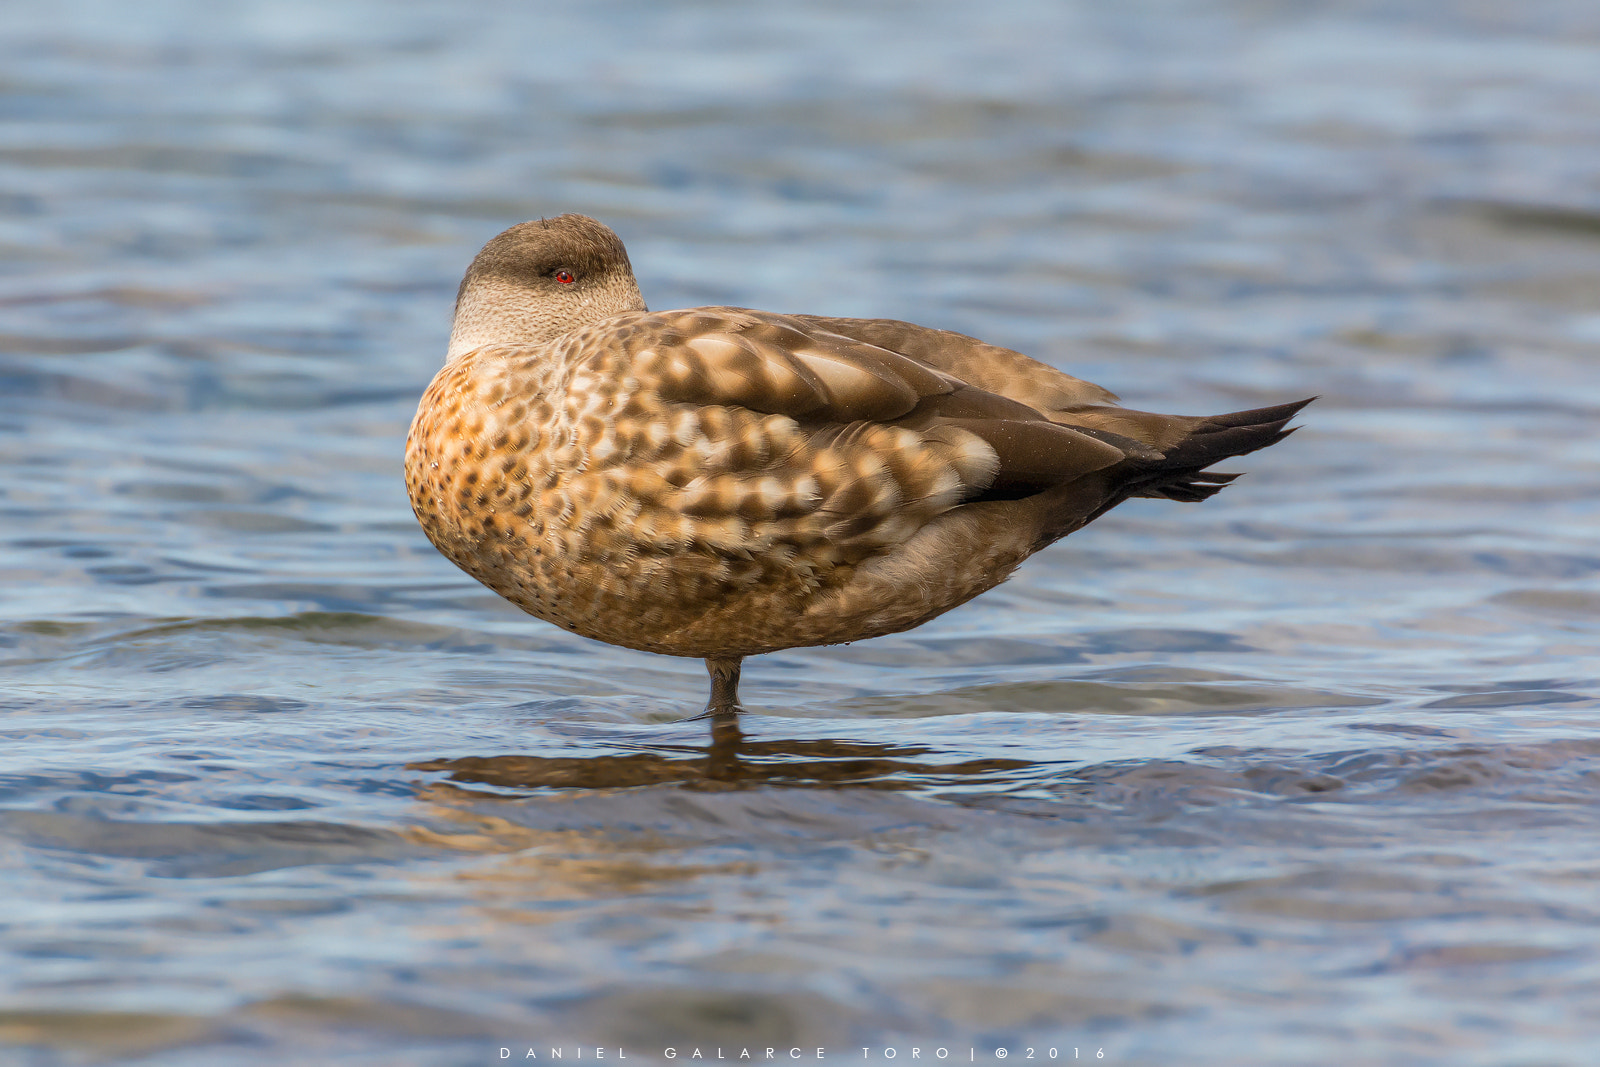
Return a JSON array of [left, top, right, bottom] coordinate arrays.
[[590, 307, 1134, 511]]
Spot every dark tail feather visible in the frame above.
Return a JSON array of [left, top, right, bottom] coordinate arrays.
[[1127, 396, 1314, 502], [1149, 469, 1241, 502]]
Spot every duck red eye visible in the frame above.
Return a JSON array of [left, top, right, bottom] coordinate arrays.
[[554, 269, 574, 285]]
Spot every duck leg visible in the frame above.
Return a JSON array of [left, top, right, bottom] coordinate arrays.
[[704, 656, 743, 718]]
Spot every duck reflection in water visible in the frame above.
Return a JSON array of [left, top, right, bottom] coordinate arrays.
[[409, 717, 1034, 794]]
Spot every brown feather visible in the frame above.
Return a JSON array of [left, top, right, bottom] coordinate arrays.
[[406, 216, 1312, 698]]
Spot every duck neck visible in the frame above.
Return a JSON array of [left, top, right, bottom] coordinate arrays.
[[447, 278, 647, 360]]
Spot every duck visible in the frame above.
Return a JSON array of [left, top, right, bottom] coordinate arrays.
[[405, 214, 1310, 720]]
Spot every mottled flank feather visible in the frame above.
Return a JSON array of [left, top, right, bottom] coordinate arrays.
[[405, 215, 1311, 708]]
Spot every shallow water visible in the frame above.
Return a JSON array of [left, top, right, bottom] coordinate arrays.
[[3, 1, 1600, 1063]]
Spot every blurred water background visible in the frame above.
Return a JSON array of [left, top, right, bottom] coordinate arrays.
[[3, 1, 1600, 1063]]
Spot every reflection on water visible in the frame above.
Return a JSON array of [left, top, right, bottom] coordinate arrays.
[[411, 719, 1036, 793], [3, 0, 1600, 1063]]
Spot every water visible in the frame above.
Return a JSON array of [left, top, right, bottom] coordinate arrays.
[[2, 1, 1600, 1063]]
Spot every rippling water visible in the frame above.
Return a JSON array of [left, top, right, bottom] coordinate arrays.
[[3, 1, 1600, 1063]]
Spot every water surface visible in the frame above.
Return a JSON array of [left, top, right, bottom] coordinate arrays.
[[3, 1, 1600, 1063]]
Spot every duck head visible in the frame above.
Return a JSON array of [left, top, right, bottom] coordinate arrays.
[[447, 214, 648, 358]]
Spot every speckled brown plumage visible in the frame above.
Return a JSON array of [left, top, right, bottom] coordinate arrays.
[[406, 215, 1311, 716]]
